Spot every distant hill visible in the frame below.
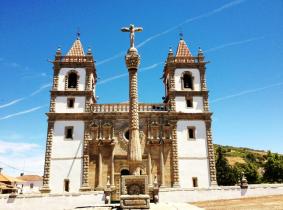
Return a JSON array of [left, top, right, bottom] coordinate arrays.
[[214, 144, 283, 184], [214, 144, 282, 167]]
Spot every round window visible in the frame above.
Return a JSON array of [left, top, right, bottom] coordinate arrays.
[[124, 130, 130, 141]]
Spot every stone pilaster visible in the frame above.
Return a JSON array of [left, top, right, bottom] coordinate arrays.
[[96, 146, 103, 190], [205, 120, 217, 186], [85, 96, 91, 112], [85, 70, 92, 91], [200, 64, 207, 91], [203, 95, 210, 112], [169, 71, 176, 111], [147, 150, 153, 187], [111, 145, 115, 188], [80, 121, 91, 191], [52, 68, 59, 90], [160, 143, 165, 187], [40, 121, 54, 193], [49, 95, 55, 112], [171, 121, 180, 187]]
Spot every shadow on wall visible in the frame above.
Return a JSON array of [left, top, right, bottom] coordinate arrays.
[[241, 188, 248, 196], [7, 194, 16, 203]]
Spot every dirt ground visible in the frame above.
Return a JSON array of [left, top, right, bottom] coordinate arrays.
[[192, 195, 283, 210]]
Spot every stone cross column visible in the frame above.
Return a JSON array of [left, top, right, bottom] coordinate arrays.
[[122, 24, 143, 175], [126, 49, 142, 175]]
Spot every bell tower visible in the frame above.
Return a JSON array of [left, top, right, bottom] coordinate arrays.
[[41, 35, 96, 193], [163, 36, 217, 187]]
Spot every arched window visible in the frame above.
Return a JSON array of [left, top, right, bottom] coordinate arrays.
[[121, 169, 130, 176], [68, 72, 78, 89], [183, 73, 193, 89]]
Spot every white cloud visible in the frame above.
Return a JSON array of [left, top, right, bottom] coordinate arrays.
[[0, 140, 39, 154], [0, 140, 44, 176], [204, 36, 264, 53], [95, 0, 246, 66], [30, 83, 52, 96], [0, 105, 46, 121], [211, 82, 283, 103], [0, 98, 25, 109]]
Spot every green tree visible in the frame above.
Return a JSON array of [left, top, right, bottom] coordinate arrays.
[[263, 151, 283, 183], [233, 162, 260, 184], [216, 146, 237, 185]]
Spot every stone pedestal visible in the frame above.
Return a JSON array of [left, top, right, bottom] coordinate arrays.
[[120, 175, 150, 209]]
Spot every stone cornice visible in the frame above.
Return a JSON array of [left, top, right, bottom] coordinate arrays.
[[47, 110, 212, 121], [50, 90, 93, 96], [46, 113, 92, 121], [90, 112, 212, 120], [169, 90, 209, 97]]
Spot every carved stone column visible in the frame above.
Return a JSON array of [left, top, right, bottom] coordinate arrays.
[[125, 49, 142, 175], [160, 144, 165, 187], [205, 120, 217, 186], [80, 122, 91, 191], [40, 121, 54, 193], [110, 145, 115, 188], [97, 146, 103, 189], [147, 150, 153, 187], [171, 121, 180, 187]]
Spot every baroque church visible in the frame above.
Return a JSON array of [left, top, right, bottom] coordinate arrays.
[[40, 33, 217, 201]]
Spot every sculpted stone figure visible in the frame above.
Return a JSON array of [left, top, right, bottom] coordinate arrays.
[[121, 24, 143, 49]]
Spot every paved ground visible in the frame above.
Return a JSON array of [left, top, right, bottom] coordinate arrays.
[[192, 195, 283, 210]]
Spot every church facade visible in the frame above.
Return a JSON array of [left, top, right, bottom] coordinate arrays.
[[40, 35, 217, 200]]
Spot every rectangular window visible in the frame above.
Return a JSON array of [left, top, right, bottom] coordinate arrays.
[[30, 183, 34, 189], [67, 98, 75, 108], [192, 177, 198, 187], [186, 98, 193, 108], [188, 127, 195, 140], [64, 179, 69, 192], [65, 126, 74, 139]]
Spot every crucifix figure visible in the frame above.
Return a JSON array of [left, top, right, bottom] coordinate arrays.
[[121, 24, 143, 49]]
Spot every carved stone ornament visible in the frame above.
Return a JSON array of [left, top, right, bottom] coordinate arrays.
[[125, 51, 140, 69]]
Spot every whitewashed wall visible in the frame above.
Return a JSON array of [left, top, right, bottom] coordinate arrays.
[[50, 121, 84, 193], [175, 96, 203, 113], [177, 120, 209, 188], [49, 159, 83, 193], [16, 181, 42, 194], [57, 68, 86, 91], [159, 184, 283, 203], [0, 192, 104, 210], [174, 68, 200, 91], [55, 96, 85, 113], [52, 121, 84, 158]]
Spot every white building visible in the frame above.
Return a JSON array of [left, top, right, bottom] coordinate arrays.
[[40, 34, 217, 200], [16, 174, 42, 194]]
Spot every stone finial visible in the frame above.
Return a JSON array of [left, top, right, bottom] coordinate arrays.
[[87, 47, 92, 55], [198, 47, 204, 62], [56, 46, 62, 56]]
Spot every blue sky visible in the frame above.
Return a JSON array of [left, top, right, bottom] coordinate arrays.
[[0, 0, 282, 176]]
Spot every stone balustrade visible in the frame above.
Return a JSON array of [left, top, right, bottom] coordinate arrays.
[[91, 103, 168, 113]]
